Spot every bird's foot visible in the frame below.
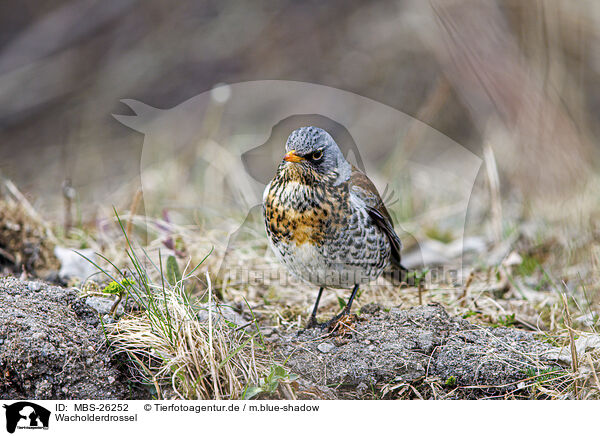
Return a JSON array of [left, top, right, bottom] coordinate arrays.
[[324, 311, 357, 336], [305, 315, 320, 329], [298, 312, 358, 336]]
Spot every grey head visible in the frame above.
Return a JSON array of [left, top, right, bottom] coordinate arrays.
[[284, 126, 351, 184]]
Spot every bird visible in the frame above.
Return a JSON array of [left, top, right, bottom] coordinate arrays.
[[262, 126, 408, 329]]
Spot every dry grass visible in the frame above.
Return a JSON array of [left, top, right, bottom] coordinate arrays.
[[80, 215, 273, 400], [106, 275, 268, 400], [0, 179, 59, 275]]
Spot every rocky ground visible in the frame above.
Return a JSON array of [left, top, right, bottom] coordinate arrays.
[[0, 275, 576, 400], [276, 304, 569, 399], [0, 276, 141, 400]]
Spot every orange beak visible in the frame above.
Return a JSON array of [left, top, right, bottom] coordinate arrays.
[[284, 150, 305, 163]]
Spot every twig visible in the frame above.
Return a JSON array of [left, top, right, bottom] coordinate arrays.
[[586, 354, 600, 394], [561, 293, 579, 398], [206, 272, 221, 400], [459, 270, 475, 307], [126, 189, 142, 237], [62, 178, 75, 235]]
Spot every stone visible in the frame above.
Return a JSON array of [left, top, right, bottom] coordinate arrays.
[[317, 342, 335, 353], [85, 296, 123, 316], [54, 246, 98, 282], [27, 282, 42, 292]]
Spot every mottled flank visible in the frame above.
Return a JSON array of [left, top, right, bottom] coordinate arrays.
[[263, 126, 401, 289]]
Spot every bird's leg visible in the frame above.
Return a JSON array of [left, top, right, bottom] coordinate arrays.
[[305, 287, 324, 329], [344, 283, 360, 315], [325, 284, 360, 328]]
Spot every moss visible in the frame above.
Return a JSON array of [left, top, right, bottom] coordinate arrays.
[[462, 309, 478, 319], [491, 313, 516, 328], [102, 279, 134, 295], [444, 376, 457, 387]]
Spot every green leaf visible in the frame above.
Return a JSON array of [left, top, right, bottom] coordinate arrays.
[[272, 365, 286, 379], [166, 255, 181, 285], [242, 386, 263, 400]]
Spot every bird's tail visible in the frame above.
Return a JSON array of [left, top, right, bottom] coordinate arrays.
[[384, 258, 416, 287]]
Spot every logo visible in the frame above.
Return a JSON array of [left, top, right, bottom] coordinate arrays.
[[3, 402, 50, 434], [113, 81, 482, 287]]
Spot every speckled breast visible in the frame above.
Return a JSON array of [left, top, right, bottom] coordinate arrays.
[[263, 163, 391, 288]]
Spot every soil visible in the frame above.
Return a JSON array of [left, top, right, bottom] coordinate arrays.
[[275, 304, 567, 399], [0, 276, 568, 400], [0, 276, 144, 400]]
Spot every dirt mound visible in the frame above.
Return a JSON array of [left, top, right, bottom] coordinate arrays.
[[0, 274, 573, 400], [0, 276, 132, 399], [277, 304, 567, 399]]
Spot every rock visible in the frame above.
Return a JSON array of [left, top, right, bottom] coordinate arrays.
[[541, 333, 600, 365], [27, 282, 42, 292], [317, 342, 335, 353], [503, 251, 523, 267], [54, 246, 98, 282], [575, 333, 600, 354], [575, 313, 599, 328], [102, 315, 116, 324], [402, 237, 487, 269], [85, 296, 124, 316], [416, 331, 435, 354], [277, 304, 568, 399], [356, 382, 368, 394]]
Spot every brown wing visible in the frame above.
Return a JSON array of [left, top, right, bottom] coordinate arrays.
[[349, 166, 403, 266]]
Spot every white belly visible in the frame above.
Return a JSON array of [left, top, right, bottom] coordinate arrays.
[[269, 238, 381, 289]]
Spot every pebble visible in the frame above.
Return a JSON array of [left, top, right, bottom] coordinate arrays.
[[86, 296, 123, 316], [32, 332, 47, 341], [357, 382, 368, 394], [28, 282, 42, 292], [317, 342, 335, 353]]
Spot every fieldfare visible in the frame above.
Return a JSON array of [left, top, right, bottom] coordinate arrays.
[[263, 126, 407, 328]]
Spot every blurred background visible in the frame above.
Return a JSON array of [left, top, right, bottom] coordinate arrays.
[[1, 0, 598, 221]]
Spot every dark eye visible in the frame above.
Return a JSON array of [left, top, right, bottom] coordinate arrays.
[[311, 150, 323, 161]]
